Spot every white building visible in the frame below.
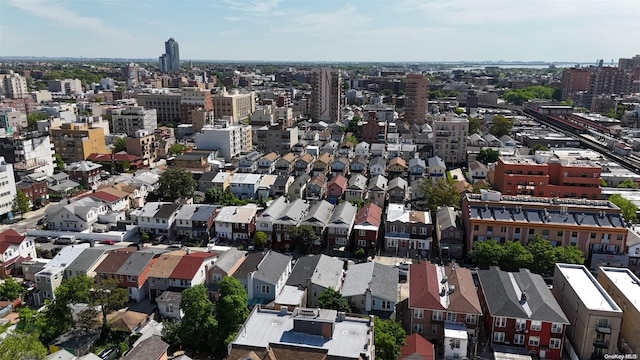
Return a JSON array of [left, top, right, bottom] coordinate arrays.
[[195, 124, 252, 161], [1, 71, 28, 99], [228, 173, 262, 200], [250, 105, 276, 126], [111, 106, 158, 135], [34, 244, 90, 306], [0, 107, 27, 133], [0, 157, 16, 220], [48, 79, 83, 95], [432, 115, 469, 165]]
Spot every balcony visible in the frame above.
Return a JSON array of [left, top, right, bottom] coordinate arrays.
[[596, 326, 611, 334], [593, 340, 609, 348]]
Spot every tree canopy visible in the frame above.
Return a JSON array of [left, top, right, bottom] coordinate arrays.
[[0, 278, 25, 300], [93, 277, 128, 326], [12, 191, 30, 219], [0, 332, 47, 360], [158, 167, 196, 201], [204, 187, 248, 206], [55, 275, 93, 304], [175, 284, 218, 352], [168, 143, 186, 156], [616, 178, 638, 189], [468, 117, 481, 135], [216, 277, 249, 346], [27, 111, 50, 131], [112, 137, 127, 153], [252, 231, 268, 249], [476, 148, 500, 165], [374, 317, 406, 360], [529, 143, 549, 155], [317, 288, 350, 312], [503, 85, 555, 105], [288, 225, 316, 254], [54, 153, 65, 173], [489, 115, 513, 138], [609, 194, 637, 223], [416, 177, 460, 215]]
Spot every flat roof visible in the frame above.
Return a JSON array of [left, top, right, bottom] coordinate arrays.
[[599, 267, 640, 313], [556, 264, 621, 312]]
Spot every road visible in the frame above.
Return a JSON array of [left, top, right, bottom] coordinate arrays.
[[0, 204, 50, 235]]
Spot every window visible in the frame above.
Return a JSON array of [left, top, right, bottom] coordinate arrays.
[[557, 230, 563, 236], [261, 285, 270, 294], [414, 309, 424, 319], [446, 312, 457, 322], [597, 318, 609, 327], [450, 338, 461, 349], [530, 320, 542, 331], [166, 304, 174, 313], [590, 232, 596, 239], [528, 336, 540, 347], [549, 338, 561, 349], [359, 230, 366, 236], [500, 226, 507, 233], [473, 225, 479, 231], [551, 323, 563, 333], [465, 314, 477, 324], [513, 334, 525, 345], [381, 301, 392, 310], [495, 317, 507, 328], [413, 323, 424, 333], [432, 311, 443, 321], [494, 332, 505, 343], [358, 240, 366, 247], [431, 324, 438, 335], [529, 229, 535, 235], [515, 319, 527, 331]]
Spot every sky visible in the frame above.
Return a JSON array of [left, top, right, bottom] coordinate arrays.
[[1, 0, 639, 62]]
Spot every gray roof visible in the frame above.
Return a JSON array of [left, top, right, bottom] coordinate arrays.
[[389, 177, 408, 190], [156, 290, 182, 304], [286, 254, 344, 290], [301, 200, 334, 227], [175, 204, 218, 221], [116, 252, 155, 277], [428, 156, 445, 168], [328, 202, 357, 229], [213, 247, 247, 273], [370, 156, 386, 168], [347, 174, 367, 190], [49, 179, 81, 193], [233, 252, 267, 280], [436, 206, 458, 231], [122, 335, 169, 360], [275, 198, 309, 225], [368, 175, 388, 191], [274, 174, 292, 187], [292, 174, 311, 187], [253, 251, 292, 285], [258, 196, 289, 221], [342, 262, 398, 302], [65, 248, 107, 274], [198, 171, 218, 183], [477, 267, 569, 324], [408, 157, 426, 168], [155, 203, 180, 219]]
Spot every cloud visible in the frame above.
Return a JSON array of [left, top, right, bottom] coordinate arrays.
[[224, 17, 242, 21], [222, 0, 282, 14], [270, 5, 371, 37], [6, 0, 130, 39]]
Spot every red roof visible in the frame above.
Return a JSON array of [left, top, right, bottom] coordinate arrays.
[[87, 152, 141, 162], [328, 174, 348, 190], [408, 262, 446, 311], [169, 254, 208, 280], [89, 190, 123, 203], [399, 333, 435, 360], [355, 202, 382, 228], [95, 249, 134, 274], [0, 229, 25, 253]]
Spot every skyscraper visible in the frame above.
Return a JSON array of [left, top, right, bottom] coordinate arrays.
[[310, 67, 342, 123], [159, 38, 180, 73], [404, 74, 428, 125]]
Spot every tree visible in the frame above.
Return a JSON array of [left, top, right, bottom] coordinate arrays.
[[76, 307, 100, 329], [503, 85, 554, 105], [289, 225, 316, 254], [290, 80, 300, 87], [374, 317, 406, 360], [140, 231, 150, 243], [55, 275, 93, 304], [54, 153, 65, 173], [179, 284, 218, 351], [317, 288, 350, 312], [468, 117, 481, 135], [609, 194, 637, 223], [416, 177, 460, 215], [92, 277, 128, 326], [501, 241, 533, 271], [349, 198, 365, 210], [489, 115, 513, 137], [529, 143, 549, 155], [168, 143, 186, 156], [112, 137, 127, 153], [476, 148, 500, 165], [158, 167, 196, 201], [204, 187, 248, 206], [39, 299, 74, 343], [601, 179, 608, 187], [469, 239, 506, 267], [0, 278, 25, 300], [0, 332, 47, 360], [555, 245, 585, 266], [617, 179, 638, 189], [252, 231, 268, 249], [454, 107, 465, 115], [216, 277, 249, 346], [344, 135, 358, 145], [27, 111, 49, 131], [12, 191, 30, 219], [526, 235, 557, 275]]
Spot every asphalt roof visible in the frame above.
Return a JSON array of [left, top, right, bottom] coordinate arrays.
[[155, 203, 180, 219], [233, 252, 267, 281], [253, 251, 291, 285], [117, 252, 156, 277], [212, 248, 247, 274], [122, 335, 169, 360], [286, 254, 343, 290], [342, 262, 398, 302], [64, 248, 108, 275]]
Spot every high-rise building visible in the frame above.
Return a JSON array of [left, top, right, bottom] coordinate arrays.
[[560, 68, 591, 101], [159, 38, 180, 73], [432, 115, 468, 166], [1, 71, 29, 99], [136, 92, 182, 124], [0, 108, 28, 133], [51, 123, 109, 162], [123, 63, 141, 89], [180, 87, 213, 123], [0, 131, 55, 177], [0, 157, 16, 220], [310, 67, 341, 123], [47, 79, 83, 95], [212, 90, 255, 123], [111, 106, 158, 135], [195, 123, 252, 161], [404, 74, 428, 125], [618, 55, 640, 70]]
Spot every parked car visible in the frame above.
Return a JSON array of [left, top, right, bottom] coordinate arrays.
[[37, 218, 47, 225], [151, 235, 166, 245], [35, 236, 53, 243], [55, 235, 77, 245], [99, 239, 115, 245], [395, 261, 411, 271]]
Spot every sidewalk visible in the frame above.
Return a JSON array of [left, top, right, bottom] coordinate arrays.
[[0, 204, 51, 233]]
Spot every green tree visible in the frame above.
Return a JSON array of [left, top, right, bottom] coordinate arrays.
[[374, 317, 406, 360], [12, 191, 30, 219], [158, 167, 196, 201], [601, 179, 608, 187], [179, 284, 218, 351], [349, 198, 365, 210], [344, 135, 358, 145], [140, 231, 150, 243], [112, 137, 127, 153], [75, 307, 100, 329], [346, 118, 360, 133], [39, 299, 74, 343], [454, 107, 465, 115], [489, 115, 513, 137], [501, 241, 533, 271], [609, 194, 637, 223], [416, 177, 460, 215], [554, 245, 585, 266], [503, 85, 554, 105], [468, 117, 481, 135], [290, 80, 300, 87], [92, 277, 128, 326], [0, 332, 47, 360], [476, 148, 500, 165], [526, 235, 557, 275], [55, 275, 93, 303], [54, 153, 65, 173], [469, 239, 506, 267], [317, 288, 350, 312], [0, 278, 25, 300], [216, 277, 249, 346], [529, 143, 550, 155], [168, 143, 186, 156], [617, 179, 638, 189], [289, 225, 316, 254], [252, 231, 268, 249], [204, 187, 248, 206], [27, 111, 49, 131]]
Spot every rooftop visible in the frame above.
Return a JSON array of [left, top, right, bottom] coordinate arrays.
[[555, 263, 621, 312], [599, 267, 640, 313]]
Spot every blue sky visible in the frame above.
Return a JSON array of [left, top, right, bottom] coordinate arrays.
[[1, 0, 639, 62]]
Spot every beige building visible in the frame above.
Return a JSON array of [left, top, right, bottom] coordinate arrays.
[[136, 92, 182, 124], [51, 123, 109, 162], [253, 125, 298, 154], [432, 115, 468, 166], [126, 130, 157, 166], [405, 74, 428, 125], [1, 71, 29, 99], [195, 124, 252, 161], [111, 106, 158, 135], [310, 67, 342, 123], [597, 267, 640, 355], [191, 108, 214, 132], [212, 90, 255, 123], [552, 264, 623, 359]]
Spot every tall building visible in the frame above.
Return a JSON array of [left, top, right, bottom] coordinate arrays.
[[405, 74, 429, 125], [432, 115, 468, 166], [123, 63, 141, 89], [618, 54, 640, 70], [180, 87, 213, 123], [560, 68, 591, 101], [51, 123, 109, 162], [159, 38, 180, 73], [1, 71, 29, 99], [0, 108, 27, 133], [310, 67, 341, 123], [195, 123, 252, 161], [0, 157, 17, 221], [212, 90, 255, 123], [0, 132, 56, 177], [111, 106, 158, 135], [126, 130, 157, 167], [47, 79, 83, 95], [136, 92, 182, 124]]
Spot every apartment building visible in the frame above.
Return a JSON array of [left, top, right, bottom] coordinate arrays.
[[597, 267, 640, 355], [51, 123, 109, 162], [560, 68, 591, 102], [1, 71, 28, 99], [552, 264, 623, 359], [253, 125, 298, 154], [212, 90, 255, 123], [47, 79, 82, 94], [180, 87, 213, 124], [0, 131, 55, 176], [195, 124, 252, 161], [360, 111, 388, 144], [136, 92, 182, 124], [0, 108, 27, 132], [462, 190, 627, 270], [310, 67, 342, 123], [405, 74, 428, 125], [0, 158, 16, 221], [492, 154, 602, 199], [111, 106, 158, 135], [432, 116, 468, 166], [126, 130, 157, 166]]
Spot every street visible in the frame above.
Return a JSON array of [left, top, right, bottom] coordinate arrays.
[[0, 204, 50, 235]]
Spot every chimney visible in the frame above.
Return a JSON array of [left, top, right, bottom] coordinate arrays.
[[279, 306, 288, 315], [520, 291, 527, 303]]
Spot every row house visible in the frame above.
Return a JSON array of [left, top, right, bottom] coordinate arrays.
[[408, 156, 427, 183], [168, 252, 217, 291], [147, 250, 185, 301], [34, 245, 89, 306], [233, 251, 293, 303], [385, 203, 433, 257], [342, 262, 398, 315], [238, 151, 262, 173], [212, 172, 231, 192], [345, 174, 368, 202], [371, 143, 387, 158], [389, 177, 409, 204], [94, 249, 158, 302], [294, 153, 314, 177], [353, 202, 383, 250], [272, 199, 310, 251], [338, 141, 355, 158], [286, 254, 344, 308], [354, 141, 370, 157], [44, 197, 109, 232], [255, 197, 289, 236], [135, 202, 181, 238], [312, 153, 333, 177], [16, 174, 49, 208], [256, 152, 278, 174], [106, 182, 151, 209], [275, 153, 296, 175], [87, 189, 130, 212], [435, 207, 464, 260], [0, 229, 36, 278], [174, 204, 218, 241], [305, 174, 328, 203], [326, 174, 348, 204], [468, 160, 488, 184], [300, 200, 334, 251], [428, 156, 446, 178], [272, 174, 293, 197], [350, 155, 369, 175], [288, 174, 310, 200], [330, 157, 350, 176], [321, 140, 339, 155], [477, 267, 570, 360], [207, 247, 247, 298], [326, 202, 358, 251], [370, 156, 387, 176], [257, 174, 278, 201], [228, 173, 262, 200], [213, 205, 258, 241], [406, 262, 483, 360], [367, 175, 388, 209], [388, 157, 408, 180], [64, 247, 109, 280]]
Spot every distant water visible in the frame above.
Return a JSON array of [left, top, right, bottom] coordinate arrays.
[[447, 63, 594, 71]]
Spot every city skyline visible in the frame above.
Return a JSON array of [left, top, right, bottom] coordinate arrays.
[[1, 0, 639, 62]]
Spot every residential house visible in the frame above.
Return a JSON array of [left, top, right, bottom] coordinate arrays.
[[156, 291, 184, 320], [337, 142, 355, 159], [207, 247, 247, 297], [468, 160, 488, 183], [0, 229, 37, 277], [107, 182, 150, 209], [34, 244, 89, 305], [44, 197, 109, 232], [305, 174, 328, 203], [257, 174, 278, 201], [406, 262, 483, 359], [274, 153, 296, 175], [353, 202, 383, 250], [384, 204, 433, 257], [400, 333, 436, 360], [345, 174, 368, 202], [147, 250, 185, 300], [326, 202, 358, 251], [300, 200, 334, 251], [66, 161, 101, 189], [326, 174, 348, 204], [234, 251, 293, 303], [483, 134, 501, 147], [321, 140, 339, 155], [174, 204, 217, 241], [288, 174, 310, 200], [311, 153, 333, 177], [213, 205, 258, 241], [369, 156, 387, 176], [294, 153, 314, 177], [409, 156, 427, 182], [389, 177, 409, 204], [272, 199, 309, 251], [370, 143, 387, 158], [173, 150, 212, 173], [342, 262, 398, 316], [87, 188, 130, 212], [286, 254, 345, 307], [350, 155, 369, 175], [95, 249, 157, 302], [64, 247, 109, 280], [367, 175, 388, 209], [46, 172, 80, 197], [255, 197, 289, 237], [168, 252, 217, 291], [477, 267, 570, 360], [197, 171, 218, 192], [122, 335, 170, 360], [428, 156, 446, 178], [468, 133, 486, 147], [16, 174, 49, 209], [256, 152, 278, 174], [238, 151, 262, 173], [228, 173, 262, 200], [135, 202, 180, 238], [330, 157, 350, 176], [354, 141, 370, 157], [435, 207, 464, 260], [211, 172, 231, 192], [272, 174, 294, 197]]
